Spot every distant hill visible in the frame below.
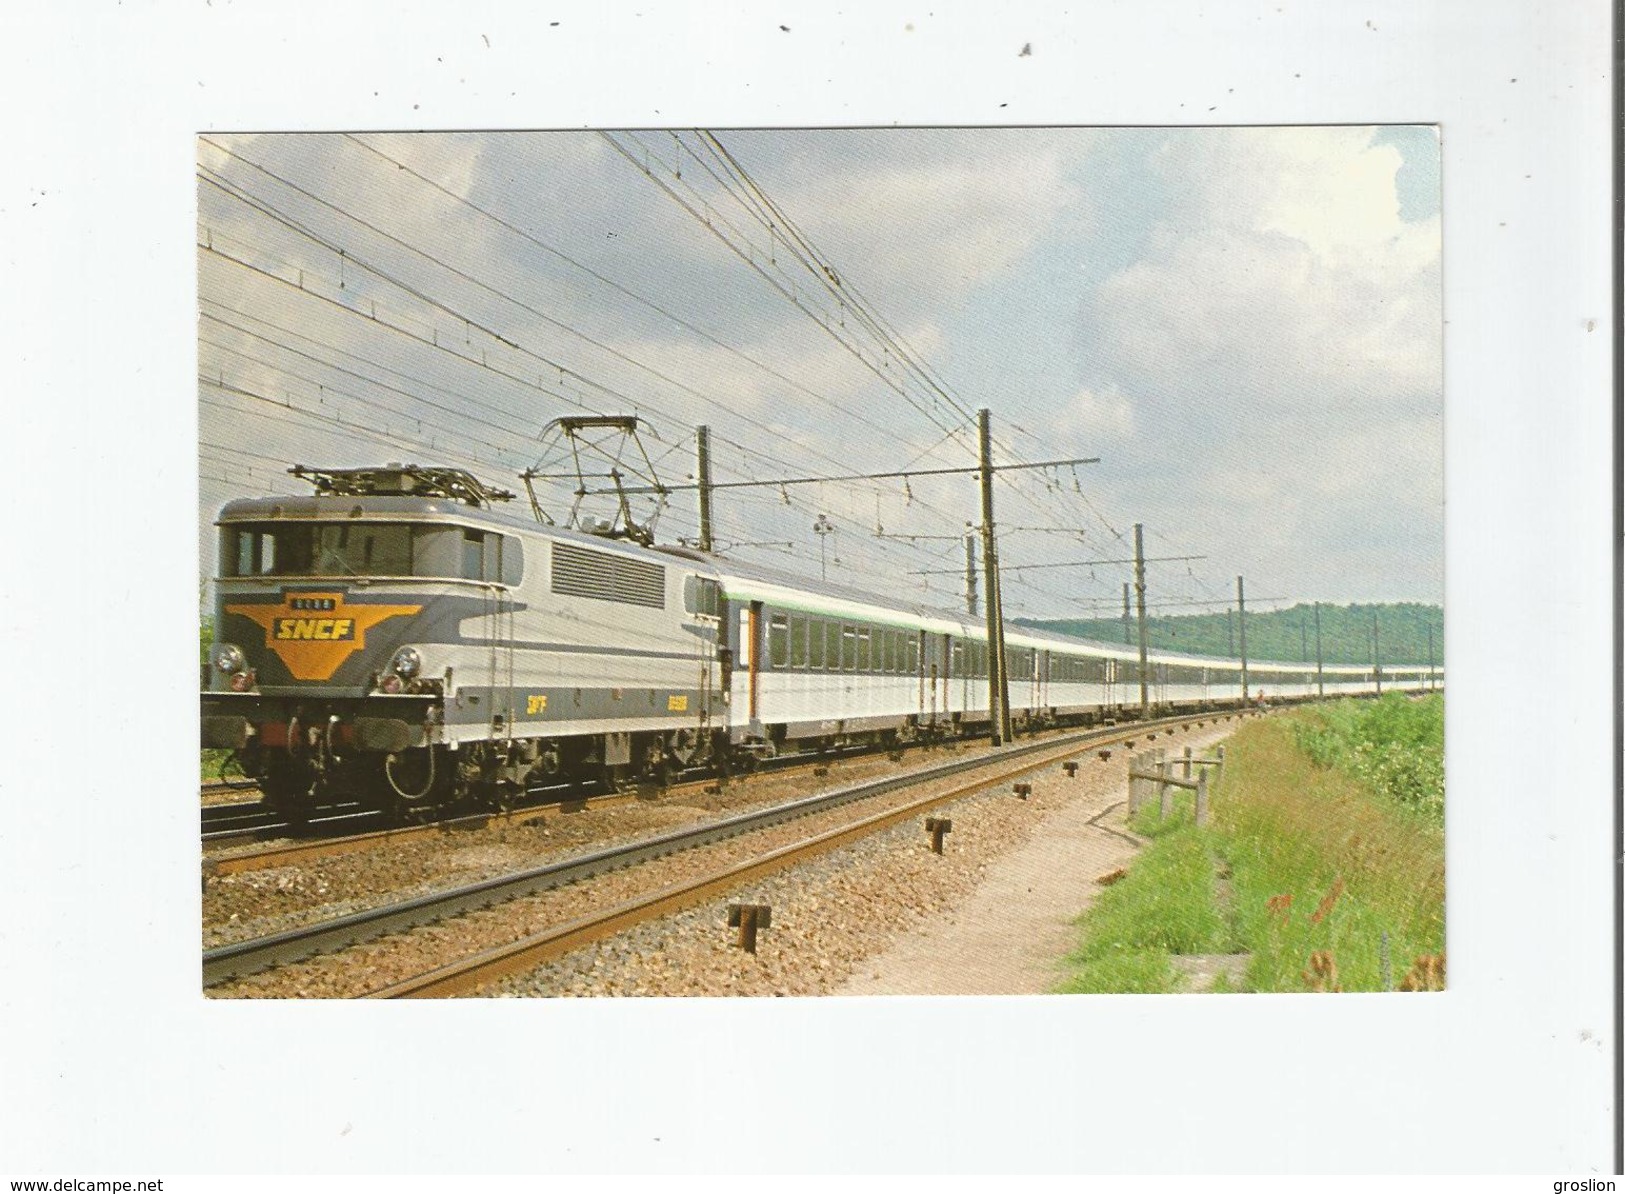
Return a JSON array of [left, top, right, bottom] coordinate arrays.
[[1014, 602, 1443, 667]]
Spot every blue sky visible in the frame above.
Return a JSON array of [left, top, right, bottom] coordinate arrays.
[[198, 126, 1441, 619]]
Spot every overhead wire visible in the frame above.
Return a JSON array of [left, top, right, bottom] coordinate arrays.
[[196, 135, 1177, 610], [200, 159, 971, 540], [200, 173, 978, 583]]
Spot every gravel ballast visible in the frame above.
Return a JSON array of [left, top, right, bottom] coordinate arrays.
[[491, 723, 1238, 998], [203, 727, 1139, 948], [204, 718, 1242, 998]]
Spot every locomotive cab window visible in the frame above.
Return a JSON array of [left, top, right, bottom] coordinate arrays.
[[221, 521, 520, 584], [461, 529, 506, 582], [222, 522, 412, 578]]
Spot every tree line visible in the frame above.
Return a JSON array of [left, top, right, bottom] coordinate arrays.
[[1016, 602, 1443, 667]]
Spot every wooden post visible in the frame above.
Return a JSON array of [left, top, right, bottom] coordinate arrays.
[[696, 424, 714, 553], [1195, 771, 1209, 826], [1237, 576, 1249, 703], [1134, 523, 1150, 718], [1158, 758, 1172, 820], [1183, 745, 1193, 781], [1314, 601, 1324, 698]]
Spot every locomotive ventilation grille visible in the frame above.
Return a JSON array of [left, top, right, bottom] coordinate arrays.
[[549, 541, 667, 609]]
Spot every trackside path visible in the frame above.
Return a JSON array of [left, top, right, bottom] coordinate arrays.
[[834, 725, 1235, 996]]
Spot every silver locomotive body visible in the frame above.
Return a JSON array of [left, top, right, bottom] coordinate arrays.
[[202, 479, 726, 820]]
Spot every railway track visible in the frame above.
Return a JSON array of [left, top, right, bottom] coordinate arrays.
[[201, 725, 1107, 870], [204, 711, 1241, 994], [202, 789, 644, 877], [200, 799, 375, 846]]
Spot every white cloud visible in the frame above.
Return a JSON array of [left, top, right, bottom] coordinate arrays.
[[760, 131, 1093, 316], [1063, 384, 1136, 439], [1157, 127, 1438, 275], [1089, 127, 1440, 418], [1067, 127, 1443, 602]]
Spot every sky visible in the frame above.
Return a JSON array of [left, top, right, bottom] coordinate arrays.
[[197, 125, 1443, 620]]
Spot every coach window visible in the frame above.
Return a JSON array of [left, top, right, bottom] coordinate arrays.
[[841, 625, 857, 672], [856, 626, 871, 672], [768, 613, 789, 668], [808, 618, 826, 669], [826, 622, 841, 671], [791, 614, 809, 668]]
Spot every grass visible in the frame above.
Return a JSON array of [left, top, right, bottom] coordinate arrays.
[[1055, 801, 1232, 994], [1218, 713, 1444, 992], [1292, 693, 1444, 820], [200, 748, 244, 782], [1055, 698, 1445, 994]]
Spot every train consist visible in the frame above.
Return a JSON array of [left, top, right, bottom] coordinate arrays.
[[201, 465, 1440, 822]]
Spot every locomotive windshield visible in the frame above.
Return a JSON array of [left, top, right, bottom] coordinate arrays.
[[220, 521, 519, 583]]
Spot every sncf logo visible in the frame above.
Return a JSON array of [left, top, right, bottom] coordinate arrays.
[[226, 591, 421, 681], [275, 617, 355, 641]]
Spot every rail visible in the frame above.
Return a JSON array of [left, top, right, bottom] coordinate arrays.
[[204, 713, 1210, 989]]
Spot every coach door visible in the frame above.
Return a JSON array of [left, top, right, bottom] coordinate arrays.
[[746, 601, 763, 727], [915, 629, 928, 723]]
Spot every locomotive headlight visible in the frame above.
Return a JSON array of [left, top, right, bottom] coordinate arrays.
[[390, 647, 423, 679], [213, 644, 245, 674]]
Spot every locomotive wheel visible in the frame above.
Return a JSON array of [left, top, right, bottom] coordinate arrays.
[[597, 764, 630, 795]]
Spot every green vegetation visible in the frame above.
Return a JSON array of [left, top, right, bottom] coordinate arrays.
[[1017, 601, 1442, 666], [1292, 694, 1444, 819], [1055, 798, 1233, 994], [1056, 697, 1445, 993], [201, 748, 244, 782], [200, 612, 225, 780]]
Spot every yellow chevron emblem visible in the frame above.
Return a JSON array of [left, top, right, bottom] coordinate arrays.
[[226, 591, 421, 681]]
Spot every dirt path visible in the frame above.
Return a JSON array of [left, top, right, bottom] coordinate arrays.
[[834, 726, 1233, 996]]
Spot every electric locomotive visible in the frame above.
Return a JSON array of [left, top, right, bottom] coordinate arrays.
[[201, 464, 729, 822]]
